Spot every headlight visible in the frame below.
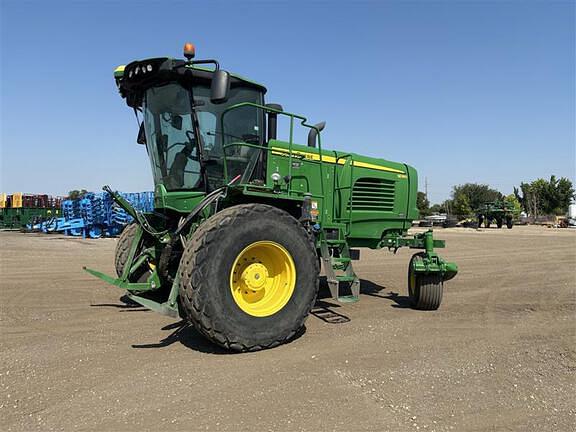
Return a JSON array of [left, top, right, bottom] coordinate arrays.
[[128, 70, 133, 78], [271, 172, 282, 182], [146, 64, 153, 72]]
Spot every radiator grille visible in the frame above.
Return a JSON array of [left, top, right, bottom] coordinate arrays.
[[347, 178, 395, 212]]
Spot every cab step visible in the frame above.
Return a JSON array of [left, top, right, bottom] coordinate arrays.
[[333, 257, 351, 263], [319, 231, 360, 304], [336, 275, 356, 282], [337, 295, 359, 303]]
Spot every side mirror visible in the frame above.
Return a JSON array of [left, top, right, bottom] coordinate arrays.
[[266, 104, 283, 141], [211, 69, 230, 104], [307, 121, 326, 148], [137, 122, 146, 145]]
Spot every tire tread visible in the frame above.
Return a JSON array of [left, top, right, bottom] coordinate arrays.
[[409, 253, 443, 310], [114, 223, 138, 277]]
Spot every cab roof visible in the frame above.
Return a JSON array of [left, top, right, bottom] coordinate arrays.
[[114, 58, 267, 92]]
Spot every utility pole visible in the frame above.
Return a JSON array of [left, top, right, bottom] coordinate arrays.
[[425, 177, 428, 201]]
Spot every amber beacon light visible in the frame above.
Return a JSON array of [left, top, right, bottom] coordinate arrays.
[[183, 42, 196, 60]]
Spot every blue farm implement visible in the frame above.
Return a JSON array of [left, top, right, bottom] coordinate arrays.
[[27, 191, 154, 238]]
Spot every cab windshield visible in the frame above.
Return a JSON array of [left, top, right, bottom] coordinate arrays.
[[143, 84, 200, 190], [143, 82, 264, 191]]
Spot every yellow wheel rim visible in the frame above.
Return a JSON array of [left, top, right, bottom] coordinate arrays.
[[230, 241, 296, 317]]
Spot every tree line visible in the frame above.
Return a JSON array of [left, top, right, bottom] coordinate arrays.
[[418, 176, 574, 219], [67, 189, 89, 200]]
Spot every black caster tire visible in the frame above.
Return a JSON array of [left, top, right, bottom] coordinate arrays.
[[408, 253, 443, 310], [506, 218, 513, 229]]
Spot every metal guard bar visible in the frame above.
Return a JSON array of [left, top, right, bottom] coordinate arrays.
[[219, 102, 326, 198]]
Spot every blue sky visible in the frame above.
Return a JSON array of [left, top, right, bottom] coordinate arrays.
[[1, 0, 574, 204]]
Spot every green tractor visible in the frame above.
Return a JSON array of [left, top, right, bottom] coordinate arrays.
[[85, 43, 458, 351], [477, 201, 515, 229]]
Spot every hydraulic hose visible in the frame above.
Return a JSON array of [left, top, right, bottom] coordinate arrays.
[[157, 174, 241, 283]]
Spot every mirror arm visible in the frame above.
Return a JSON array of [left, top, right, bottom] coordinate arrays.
[[174, 59, 220, 71], [189, 59, 220, 70]]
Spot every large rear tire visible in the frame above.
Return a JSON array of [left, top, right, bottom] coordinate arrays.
[[408, 253, 443, 310], [506, 217, 513, 229], [178, 204, 319, 352]]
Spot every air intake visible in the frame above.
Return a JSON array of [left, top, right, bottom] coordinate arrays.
[[348, 178, 395, 212]]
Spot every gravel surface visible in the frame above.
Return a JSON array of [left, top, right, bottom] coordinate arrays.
[[1, 226, 575, 431]]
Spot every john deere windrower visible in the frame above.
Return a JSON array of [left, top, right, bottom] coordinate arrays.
[[85, 43, 458, 351]]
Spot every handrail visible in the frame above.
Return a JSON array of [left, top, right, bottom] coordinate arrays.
[[219, 102, 326, 199], [334, 153, 355, 231]]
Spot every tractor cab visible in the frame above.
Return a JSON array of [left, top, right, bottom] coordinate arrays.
[[115, 47, 268, 195]]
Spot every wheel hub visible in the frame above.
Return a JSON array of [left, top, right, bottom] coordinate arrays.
[[241, 263, 268, 291], [229, 241, 296, 317]]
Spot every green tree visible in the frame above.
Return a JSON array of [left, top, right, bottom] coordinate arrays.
[[429, 203, 444, 214], [514, 176, 574, 216], [504, 194, 522, 217], [429, 201, 450, 214], [514, 182, 540, 217], [452, 194, 472, 218], [546, 176, 575, 214], [416, 191, 430, 216], [67, 189, 88, 200]]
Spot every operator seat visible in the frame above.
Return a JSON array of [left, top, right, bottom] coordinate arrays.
[[167, 142, 194, 189]]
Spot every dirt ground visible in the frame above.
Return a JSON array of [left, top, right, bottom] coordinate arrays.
[[1, 226, 575, 431]]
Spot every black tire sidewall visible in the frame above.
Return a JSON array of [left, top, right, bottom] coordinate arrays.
[[408, 252, 443, 310], [114, 223, 149, 283], [114, 223, 138, 277], [408, 252, 425, 305]]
